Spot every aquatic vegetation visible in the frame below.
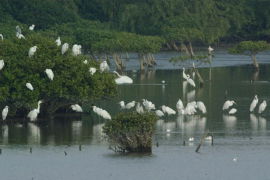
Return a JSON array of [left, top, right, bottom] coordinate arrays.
[[103, 111, 158, 153]]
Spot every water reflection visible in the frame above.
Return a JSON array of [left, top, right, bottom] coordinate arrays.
[[1, 65, 270, 146]]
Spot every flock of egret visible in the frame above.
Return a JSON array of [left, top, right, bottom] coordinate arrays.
[[0, 25, 135, 122]]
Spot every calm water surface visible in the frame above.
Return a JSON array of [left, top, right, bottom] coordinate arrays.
[[1, 51, 270, 180]]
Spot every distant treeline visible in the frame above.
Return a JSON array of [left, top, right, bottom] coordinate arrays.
[[1, 0, 270, 47]]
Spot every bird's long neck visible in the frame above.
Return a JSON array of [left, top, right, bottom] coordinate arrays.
[[114, 71, 121, 77], [37, 102, 42, 113]]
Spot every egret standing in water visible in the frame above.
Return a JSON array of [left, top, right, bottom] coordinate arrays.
[[113, 71, 133, 85], [222, 100, 236, 111], [258, 100, 267, 114], [2, 106, 8, 120], [208, 46, 214, 54], [27, 100, 43, 121], [250, 95, 258, 112]]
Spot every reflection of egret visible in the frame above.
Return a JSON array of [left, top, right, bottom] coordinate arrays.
[[72, 121, 82, 138], [93, 123, 105, 143], [197, 117, 206, 131], [27, 123, 41, 144], [223, 114, 237, 129], [187, 90, 196, 102], [250, 95, 258, 112], [250, 114, 258, 130], [1, 125, 8, 144], [258, 116, 267, 130], [228, 108, 237, 115]]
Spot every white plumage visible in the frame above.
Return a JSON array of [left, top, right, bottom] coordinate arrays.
[[250, 95, 258, 112], [27, 100, 43, 121], [45, 69, 54, 81], [228, 108, 237, 115], [176, 98, 184, 113], [222, 100, 236, 111], [208, 46, 214, 53], [142, 99, 155, 111], [26, 82, 34, 91], [113, 71, 133, 85], [83, 59, 88, 64], [28, 46, 37, 57], [89, 67, 97, 75], [2, 106, 8, 120], [0, 59, 5, 70], [61, 43, 69, 54], [71, 104, 83, 112], [155, 110, 164, 117], [0, 34, 3, 40], [29, 24, 35, 31], [72, 44, 82, 56], [92, 106, 111, 120], [125, 101, 136, 109], [197, 101, 207, 114], [100, 61, 110, 72], [136, 102, 144, 114], [16, 32, 25, 39], [161, 105, 176, 115], [119, 101, 126, 109], [258, 100, 267, 114], [182, 68, 189, 80], [186, 75, 196, 87], [55, 37, 61, 46]]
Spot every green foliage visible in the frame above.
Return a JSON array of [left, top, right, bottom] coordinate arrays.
[[229, 41, 270, 55], [103, 111, 158, 153], [0, 34, 117, 116]]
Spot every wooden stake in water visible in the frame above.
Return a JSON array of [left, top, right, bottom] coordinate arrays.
[[195, 130, 210, 153], [79, 145, 82, 151]]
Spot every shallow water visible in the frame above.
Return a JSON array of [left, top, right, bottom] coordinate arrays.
[[1, 52, 270, 180]]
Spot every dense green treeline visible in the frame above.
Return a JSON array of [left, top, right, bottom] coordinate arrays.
[[0, 0, 270, 46]]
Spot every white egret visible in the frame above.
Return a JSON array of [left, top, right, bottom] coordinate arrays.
[[0, 34, 3, 40], [89, 67, 97, 75], [92, 106, 111, 120], [29, 24, 35, 31], [228, 108, 237, 115], [205, 136, 212, 141], [45, 69, 54, 81], [71, 104, 83, 112], [16, 32, 25, 39], [186, 75, 196, 87], [182, 67, 188, 80], [184, 102, 197, 115], [125, 101, 136, 109], [100, 61, 110, 72], [161, 80, 165, 84], [55, 37, 61, 46], [16, 25, 22, 34], [83, 59, 88, 64], [188, 137, 194, 142], [197, 101, 207, 114], [113, 71, 133, 85], [258, 100, 267, 114], [61, 43, 69, 54], [222, 100, 236, 111], [72, 44, 82, 56], [176, 98, 184, 113], [136, 102, 144, 114], [119, 101, 126, 109], [27, 100, 43, 121], [0, 59, 4, 70], [2, 106, 8, 120], [161, 105, 176, 115], [250, 95, 258, 112], [155, 110, 164, 117], [208, 46, 214, 53], [28, 46, 37, 57], [142, 99, 155, 111], [26, 82, 34, 91]]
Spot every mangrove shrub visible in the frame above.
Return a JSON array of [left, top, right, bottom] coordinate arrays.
[[103, 111, 158, 153]]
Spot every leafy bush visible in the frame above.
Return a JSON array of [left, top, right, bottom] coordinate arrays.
[[103, 111, 158, 153], [0, 34, 117, 117]]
